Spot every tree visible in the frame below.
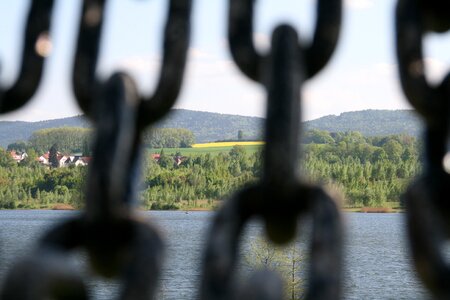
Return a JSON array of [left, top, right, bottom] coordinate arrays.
[[303, 129, 334, 144], [82, 139, 90, 156], [383, 139, 403, 163], [144, 128, 195, 148], [29, 127, 92, 154], [244, 237, 305, 300], [7, 141, 29, 152], [0, 148, 16, 168], [158, 149, 174, 169], [49, 144, 59, 168], [371, 148, 387, 162], [229, 145, 246, 159], [238, 130, 244, 141], [19, 149, 39, 168]]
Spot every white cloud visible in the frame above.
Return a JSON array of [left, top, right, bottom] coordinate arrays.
[[253, 33, 270, 53], [423, 57, 448, 84], [345, 0, 374, 10], [188, 48, 216, 60], [374, 62, 396, 76], [112, 55, 161, 73], [176, 48, 265, 117], [303, 62, 412, 120], [91, 48, 265, 118]]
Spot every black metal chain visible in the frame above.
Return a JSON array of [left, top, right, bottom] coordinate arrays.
[[396, 0, 450, 299], [1, 1, 192, 299], [200, 1, 342, 299], [0, 0, 55, 113], [6, 0, 449, 299]]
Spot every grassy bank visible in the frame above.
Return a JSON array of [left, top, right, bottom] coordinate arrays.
[[6, 201, 402, 213], [342, 207, 403, 213], [145, 199, 220, 211]]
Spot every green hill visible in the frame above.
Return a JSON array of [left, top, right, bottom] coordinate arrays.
[[304, 109, 423, 137], [154, 109, 263, 142], [0, 109, 424, 148], [0, 116, 91, 149], [0, 109, 264, 148]]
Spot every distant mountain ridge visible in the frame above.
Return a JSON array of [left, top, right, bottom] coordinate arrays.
[[304, 109, 423, 137], [0, 116, 92, 149], [0, 109, 264, 148], [154, 109, 263, 143], [0, 109, 423, 148]]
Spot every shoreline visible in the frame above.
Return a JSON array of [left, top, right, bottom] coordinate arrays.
[[2, 205, 404, 213]]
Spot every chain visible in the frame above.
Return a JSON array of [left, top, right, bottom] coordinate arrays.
[[200, 1, 342, 299], [1, 1, 192, 299], [5, 0, 448, 299], [396, 0, 450, 299], [0, 0, 55, 113]]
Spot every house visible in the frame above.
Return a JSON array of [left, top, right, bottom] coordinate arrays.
[[174, 155, 186, 166], [10, 150, 28, 163], [71, 156, 91, 166], [38, 152, 50, 165], [58, 155, 70, 166], [60, 155, 92, 167], [37, 151, 91, 167], [150, 153, 186, 166]]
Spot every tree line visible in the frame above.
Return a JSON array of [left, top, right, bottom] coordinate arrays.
[[141, 130, 421, 209], [302, 130, 420, 207], [143, 128, 195, 148], [7, 127, 196, 156], [0, 130, 421, 210], [0, 148, 85, 209]]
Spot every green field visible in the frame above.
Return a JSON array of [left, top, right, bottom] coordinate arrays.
[[148, 144, 263, 156]]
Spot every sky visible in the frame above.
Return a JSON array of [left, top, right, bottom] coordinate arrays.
[[0, 0, 449, 122]]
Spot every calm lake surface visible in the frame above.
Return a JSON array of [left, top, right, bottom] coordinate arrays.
[[0, 210, 428, 299]]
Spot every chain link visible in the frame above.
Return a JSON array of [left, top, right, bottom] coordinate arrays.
[[200, 1, 342, 299], [0, 0, 55, 113], [396, 0, 450, 299], [1, 1, 192, 299], [1, 0, 447, 299]]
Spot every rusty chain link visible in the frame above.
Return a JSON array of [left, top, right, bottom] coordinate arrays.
[[396, 0, 450, 299]]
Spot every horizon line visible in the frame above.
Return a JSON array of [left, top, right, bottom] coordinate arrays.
[[0, 108, 415, 123]]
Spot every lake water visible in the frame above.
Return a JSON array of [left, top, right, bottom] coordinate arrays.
[[0, 210, 429, 299]]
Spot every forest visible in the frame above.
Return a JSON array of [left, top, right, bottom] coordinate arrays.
[[7, 127, 196, 155], [0, 129, 421, 210]]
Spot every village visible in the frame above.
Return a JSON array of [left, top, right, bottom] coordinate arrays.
[[9, 150, 91, 167], [9, 150, 186, 168]]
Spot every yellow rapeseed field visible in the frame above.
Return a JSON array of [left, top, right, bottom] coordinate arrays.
[[191, 141, 264, 148]]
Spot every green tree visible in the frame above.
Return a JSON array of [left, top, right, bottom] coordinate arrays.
[[0, 148, 16, 168], [49, 144, 59, 168], [229, 145, 246, 160], [383, 139, 403, 163], [371, 148, 387, 162], [19, 149, 39, 168], [7, 141, 29, 152], [303, 129, 335, 144], [29, 127, 92, 154], [144, 128, 195, 148], [238, 130, 244, 141], [158, 150, 174, 169], [244, 237, 305, 300], [82, 139, 90, 156]]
